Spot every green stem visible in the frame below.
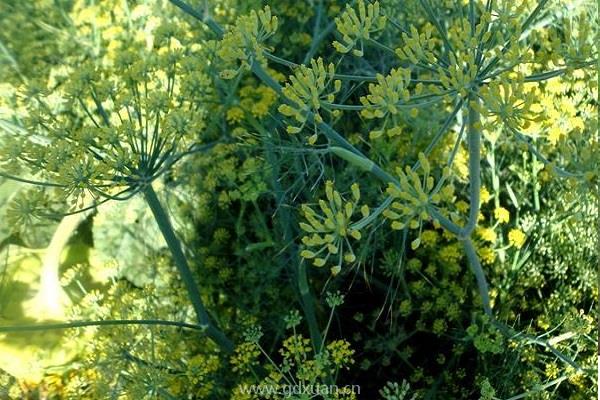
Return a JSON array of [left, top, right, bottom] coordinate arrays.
[[0, 319, 210, 333], [462, 238, 492, 316], [322, 94, 447, 112], [426, 205, 462, 236], [418, 0, 454, 61], [298, 260, 323, 351], [366, 38, 396, 55], [333, 73, 378, 82], [460, 97, 481, 237], [302, 0, 333, 64], [329, 146, 400, 187], [0, 171, 66, 188], [524, 68, 569, 82], [353, 195, 394, 230], [421, 98, 463, 158], [169, 0, 224, 36], [491, 320, 584, 371], [333, 74, 442, 85], [264, 52, 297, 68], [143, 184, 233, 353], [321, 102, 365, 111]]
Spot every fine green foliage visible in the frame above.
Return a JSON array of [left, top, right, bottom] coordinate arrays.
[[0, 0, 597, 399]]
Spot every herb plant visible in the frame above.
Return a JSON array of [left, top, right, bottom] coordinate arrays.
[[0, 0, 597, 398]]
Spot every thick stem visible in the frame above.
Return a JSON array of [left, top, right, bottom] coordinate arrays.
[[143, 184, 233, 353], [457, 96, 493, 318], [462, 238, 492, 316], [460, 98, 481, 237]]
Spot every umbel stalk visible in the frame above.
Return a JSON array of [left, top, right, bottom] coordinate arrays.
[[143, 184, 233, 353]]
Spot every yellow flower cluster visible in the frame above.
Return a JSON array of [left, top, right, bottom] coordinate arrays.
[[360, 68, 411, 119], [332, 0, 386, 57], [526, 75, 588, 145], [478, 76, 540, 133], [226, 83, 278, 124], [508, 228, 526, 249], [544, 101, 584, 145], [420, 229, 439, 248], [439, 52, 479, 98], [478, 247, 496, 265], [299, 181, 368, 275], [239, 85, 278, 118], [231, 342, 260, 374], [326, 339, 355, 368], [555, 14, 596, 66], [447, 16, 491, 56], [226, 107, 245, 124], [395, 24, 437, 65], [494, 207, 510, 224], [383, 153, 451, 249], [218, 6, 278, 78], [254, 333, 356, 395], [476, 227, 497, 243], [278, 58, 341, 136], [480, 187, 491, 204], [280, 334, 312, 359]]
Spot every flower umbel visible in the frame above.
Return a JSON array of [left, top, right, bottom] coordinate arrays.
[[384, 153, 451, 249], [278, 58, 341, 138], [1, 43, 211, 208], [332, 0, 386, 57], [478, 76, 540, 132], [218, 6, 278, 79], [299, 181, 368, 275], [360, 68, 411, 119]]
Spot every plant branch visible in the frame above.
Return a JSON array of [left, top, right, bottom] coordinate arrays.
[[460, 97, 481, 237], [462, 238, 492, 316], [142, 184, 233, 353], [0, 319, 210, 333]]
